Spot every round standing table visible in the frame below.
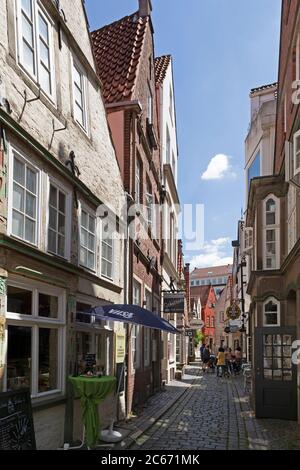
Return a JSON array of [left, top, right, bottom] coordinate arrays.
[[69, 375, 116, 449]]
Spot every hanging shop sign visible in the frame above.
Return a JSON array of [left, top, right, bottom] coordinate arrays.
[[115, 332, 126, 364], [163, 293, 185, 314], [226, 302, 241, 321]]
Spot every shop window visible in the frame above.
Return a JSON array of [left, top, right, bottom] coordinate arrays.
[[7, 286, 32, 316]]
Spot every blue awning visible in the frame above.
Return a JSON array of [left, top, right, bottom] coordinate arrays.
[[87, 304, 180, 335]]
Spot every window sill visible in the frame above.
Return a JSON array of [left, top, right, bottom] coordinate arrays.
[[32, 394, 66, 412]]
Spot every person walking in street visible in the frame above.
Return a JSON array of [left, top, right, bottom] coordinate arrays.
[[234, 346, 242, 374], [202, 345, 211, 373], [217, 347, 226, 377], [200, 343, 206, 362]]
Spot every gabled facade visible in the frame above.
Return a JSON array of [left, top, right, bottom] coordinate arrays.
[[91, 0, 162, 414], [190, 285, 216, 352], [0, 0, 125, 449]]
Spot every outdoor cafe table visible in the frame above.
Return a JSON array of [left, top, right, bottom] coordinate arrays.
[[69, 375, 117, 449]]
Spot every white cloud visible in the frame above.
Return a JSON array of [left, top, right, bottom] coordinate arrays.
[[188, 237, 233, 270], [201, 154, 236, 180]]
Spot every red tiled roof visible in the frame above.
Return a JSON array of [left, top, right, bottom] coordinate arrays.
[[91, 12, 149, 104], [191, 285, 211, 307], [191, 265, 232, 279], [155, 55, 171, 84], [250, 82, 277, 95]]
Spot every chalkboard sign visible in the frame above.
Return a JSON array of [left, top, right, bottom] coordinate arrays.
[[85, 353, 96, 368], [0, 389, 36, 450]]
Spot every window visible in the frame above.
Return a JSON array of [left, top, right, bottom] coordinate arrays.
[[145, 181, 153, 228], [101, 222, 114, 280], [206, 316, 210, 327], [16, 0, 54, 97], [6, 279, 65, 398], [72, 59, 88, 130], [244, 227, 253, 252], [166, 126, 171, 164], [293, 129, 300, 176], [248, 152, 261, 188], [147, 86, 153, 124], [211, 317, 215, 328], [10, 151, 38, 246], [48, 183, 68, 258], [80, 208, 96, 271], [263, 298, 280, 326], [172, 152, 176, 179], [169, 86, 173, 122], [132, 281, 141, 369], [220, 311, 224, 322], [135, 157, 142, 204], [263, 196, 279, 270]]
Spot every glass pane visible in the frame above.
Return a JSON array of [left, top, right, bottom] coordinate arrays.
[[81, 228, 88, 247], [283, 358, 291, 369], [273, 335, 282, 345], [38, 329, 58, 393], [25, 217, 35, 243], [13, 184, 24, 212], [89, 217, 95, 233], [81, 211, 88, 229], [75, 104, 84, 127], [22, 14, 34, 48], [102, 243, 108, 260], [25, 192, 36, 218], [283, 370, 292, 381], [48, 229, 57, 253], [283, 346, 291, 357], [26, 167, 36, 194], [58, 214, 65, 235], [264, 357, 272, 368], [59, 192, 66, 213], [273, 369, 282, 381], [22, 0, 32, 19], [264, 335, 272, 345], [39, 63, 51, 94], [49, 185, 57, 208], [88, 233, 95, 251], [266, 230, 275, 242], [273, 346, 282, 357], [264, 369, 272, 380], [264, 346, 272, 357], [57, 235, 65, 257], [87, 252, 95, 270], [12, 210, 24, 238], [39, 40, 50, 68], [265, 313, 278, 325], [273, 358, 282, 369], [73, 66, 82, 88], [74, 85, 83, 108], [49, 207, 57, 230], [266, 213, 276, 225], [105, 263, 112, 279], [283, 335, 292, 346], [14, 158, 25, 185], [80, 247, 87, 266], [267, 243, 276, 255], [7, 286, 32, 315], [22, 41, 35, 75], [38, 13, 49, 43], [39, 294, 58, 318], [7, 326, 31, 391]]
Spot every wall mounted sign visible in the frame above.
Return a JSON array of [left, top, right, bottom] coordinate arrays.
[[163, 293, 185, 314], [226, 303, 241, 320], [115, 332, 126, 364]]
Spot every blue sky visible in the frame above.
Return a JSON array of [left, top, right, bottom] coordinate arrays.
[[85, 0, 281, 268]]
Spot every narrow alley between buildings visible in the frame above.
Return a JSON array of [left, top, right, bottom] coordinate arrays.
[[114, 364, 300, 451]]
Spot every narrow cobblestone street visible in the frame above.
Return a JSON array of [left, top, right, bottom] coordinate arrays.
[[120, 365, 300, 451]]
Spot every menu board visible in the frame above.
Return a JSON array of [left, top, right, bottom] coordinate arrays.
[[0, 389, 36, 450]]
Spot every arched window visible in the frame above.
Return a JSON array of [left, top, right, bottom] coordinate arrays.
[[266, 199, 276, 225], [263, 298, 280, 326]]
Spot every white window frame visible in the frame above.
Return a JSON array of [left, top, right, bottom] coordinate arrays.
[[145, 182, 153, 228], [71, 55, 89, 133], [263, 297, 280, 327], [263, 195, 280, 270], [101, 220, 114, 281], [8, 145, 41, 248], [135, 157, 142, 204], [16, 0, 56, 101], [46, 177, 72, 261], [147, 85, 153, 124], [5, 277, 66, 400], [244, 227, 253, 252], [132, 279, 142, 371], [79, 203, 97, 273], [293, 129, 300, 176]]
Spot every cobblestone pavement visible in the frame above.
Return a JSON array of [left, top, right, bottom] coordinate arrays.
[[123, 364, 300, 451]]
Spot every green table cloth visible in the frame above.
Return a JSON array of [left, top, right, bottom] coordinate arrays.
[[69, 376, 116, 448]]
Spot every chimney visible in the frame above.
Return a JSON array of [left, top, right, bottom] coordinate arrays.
[[139, 0, 152, 17]]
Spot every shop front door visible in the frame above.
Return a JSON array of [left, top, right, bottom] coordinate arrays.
[[255, 327, 297, 420]]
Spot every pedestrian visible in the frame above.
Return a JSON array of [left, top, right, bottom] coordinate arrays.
[[234, 346, 242, 374], [202, 345, 211, 373], [200, 343, 205, 362], [216, 347, 226, 377]]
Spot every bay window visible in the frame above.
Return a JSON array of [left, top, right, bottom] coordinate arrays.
[[6, 279, 65, 398], [10, 150, 39, 246], [16, 0, 55, 98]]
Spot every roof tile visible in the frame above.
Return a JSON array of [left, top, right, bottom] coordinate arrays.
[[155, 55, 171, 84]]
